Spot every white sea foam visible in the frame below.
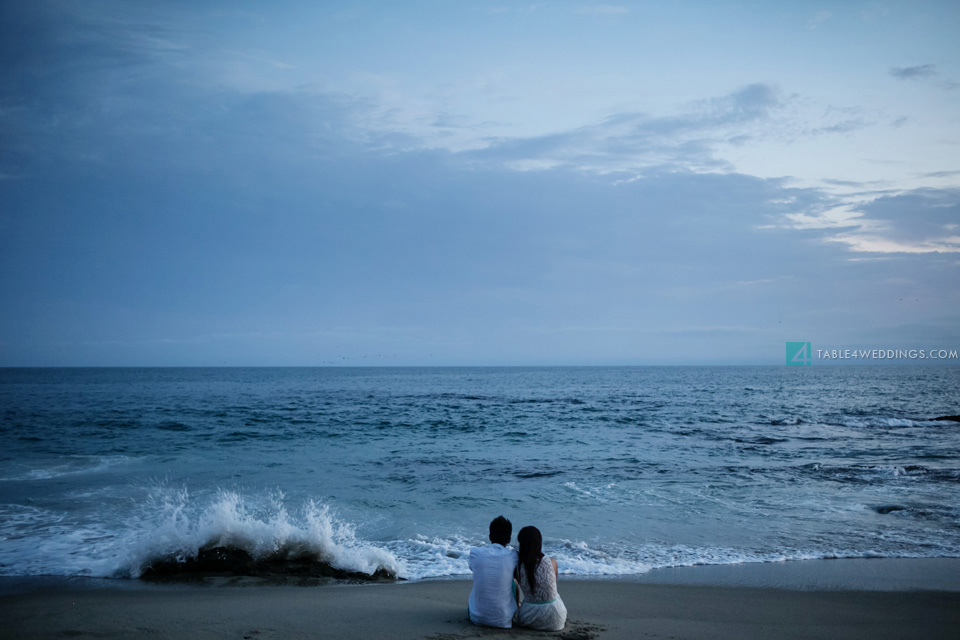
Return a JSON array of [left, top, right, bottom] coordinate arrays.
[[2, 493, 957, 580], [838, 418, 925, 429], [0, 504, 119, 577], [0, 488, 404, 579], [122, 486, 401, 578], [368, 535, 925, 581], [376, 535, 656, 580], [0, 455, 135, 482], [561, 481, 620, 504], [382, 534, 474, 579]]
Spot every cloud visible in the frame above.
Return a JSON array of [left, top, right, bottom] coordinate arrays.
[[808, 118, 867, 136], [2, 1, 958, 364], [779, 187, 960, 254], [1, 60, 925, 364], [575, 4, 630, 15], [889, 64, 938, 79], [808, 10, 832, 28], [451, 84, 870, 175], [465, 84, 782, 173], [847, 189, 960, 248]]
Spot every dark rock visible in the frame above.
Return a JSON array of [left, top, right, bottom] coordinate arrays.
[[140, 545, 397, 582], [932, 415, 960, 423], [141, 546, 255, 577]]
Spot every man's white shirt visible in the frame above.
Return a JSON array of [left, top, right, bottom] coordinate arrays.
[[468, 543, 518, 628]]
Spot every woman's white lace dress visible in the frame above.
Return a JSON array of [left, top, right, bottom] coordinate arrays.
[[515, 555, 567, 631]]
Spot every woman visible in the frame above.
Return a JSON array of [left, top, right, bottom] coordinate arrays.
[[513, 525, 567, 631]]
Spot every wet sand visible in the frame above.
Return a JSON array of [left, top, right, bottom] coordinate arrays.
[[3, 576, 959, 640]]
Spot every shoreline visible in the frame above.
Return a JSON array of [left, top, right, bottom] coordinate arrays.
[[4, 556, 960, 594], [4, 559, 960, 640]]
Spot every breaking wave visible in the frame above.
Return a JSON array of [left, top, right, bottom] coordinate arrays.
[[124, 487, 401, 580]]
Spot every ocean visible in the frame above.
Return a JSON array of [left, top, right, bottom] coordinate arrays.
[[1, 366, 958, 582]]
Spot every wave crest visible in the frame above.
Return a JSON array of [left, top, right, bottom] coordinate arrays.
[[126, 487, 401, 580]]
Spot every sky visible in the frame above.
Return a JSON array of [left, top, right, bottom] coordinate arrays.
[[1, 0, 958, 366]]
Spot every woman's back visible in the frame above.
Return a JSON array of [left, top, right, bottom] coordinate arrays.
[[515, 555, 566, 631], [517, 555, 557, 602]]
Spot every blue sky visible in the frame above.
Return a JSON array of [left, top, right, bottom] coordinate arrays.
[[1, 1, 958, 365]]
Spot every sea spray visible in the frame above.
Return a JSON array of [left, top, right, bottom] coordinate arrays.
[[125, 486, 401, 579]]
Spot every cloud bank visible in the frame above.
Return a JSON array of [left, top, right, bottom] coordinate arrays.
[[1, 1, 958, 365]]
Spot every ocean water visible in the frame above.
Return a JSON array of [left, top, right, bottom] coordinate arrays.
[[1, 366, 958, 582]]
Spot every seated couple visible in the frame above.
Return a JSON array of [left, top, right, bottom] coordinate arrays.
[[468, 515, 567, 631]]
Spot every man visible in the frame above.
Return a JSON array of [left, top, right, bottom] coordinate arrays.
[[468, 515, 518, 628]]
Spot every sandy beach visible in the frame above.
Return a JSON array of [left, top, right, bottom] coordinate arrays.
[[3, 574, 959, 640]]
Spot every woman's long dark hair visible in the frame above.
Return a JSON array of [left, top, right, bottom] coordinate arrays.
[[517, 526, 544, 592]]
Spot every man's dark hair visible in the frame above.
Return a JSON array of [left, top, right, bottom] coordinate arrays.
[[488, 515, 512, 546]]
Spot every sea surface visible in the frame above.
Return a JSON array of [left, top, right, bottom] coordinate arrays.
[[1, 366, 958, 582]]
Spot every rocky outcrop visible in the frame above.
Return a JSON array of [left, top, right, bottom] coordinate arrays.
[[140, 545, 397, 582]]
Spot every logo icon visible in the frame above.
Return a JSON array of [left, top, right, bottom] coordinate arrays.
[[786, 342, 812, 366]]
